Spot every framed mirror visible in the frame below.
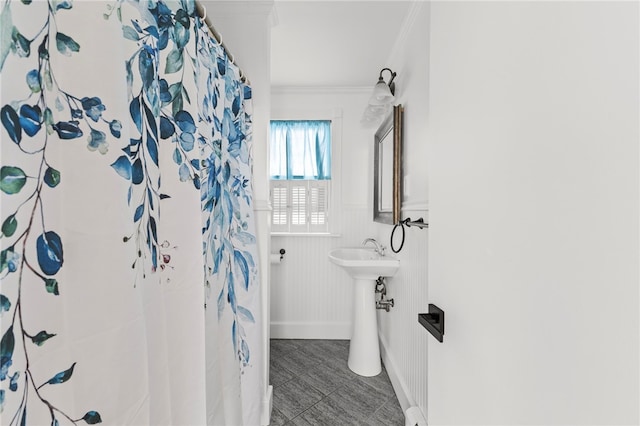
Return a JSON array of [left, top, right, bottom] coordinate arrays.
[[373, 104, 403, 224]]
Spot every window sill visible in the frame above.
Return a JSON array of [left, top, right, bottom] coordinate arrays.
[[270, 232, 341, 238]]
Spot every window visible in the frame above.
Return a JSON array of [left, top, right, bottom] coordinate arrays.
[[270, 120, 331, 233]]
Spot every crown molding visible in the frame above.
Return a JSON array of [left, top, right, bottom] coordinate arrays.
[[386, 1, 425, 68], [271, 107, 343, 121], [271, 86, 371, 95]]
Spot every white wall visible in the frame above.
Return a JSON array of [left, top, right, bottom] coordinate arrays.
[[427, 2, 639, 425], [374, 2, 430, 420], [270, 88, 377, 339]]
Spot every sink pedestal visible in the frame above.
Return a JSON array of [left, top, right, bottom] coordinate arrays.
[[348, 278, 381, 376], [327, 247, 399, 377]]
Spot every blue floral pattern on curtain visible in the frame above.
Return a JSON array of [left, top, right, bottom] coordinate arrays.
[[195, 24, 258, 368], [0, 0, 261, 423]]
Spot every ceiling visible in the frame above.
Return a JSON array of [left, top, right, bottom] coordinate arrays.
[[270, 1, 414, 88]]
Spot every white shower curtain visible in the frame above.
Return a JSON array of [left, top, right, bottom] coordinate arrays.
[[0, 1, 262, 424]]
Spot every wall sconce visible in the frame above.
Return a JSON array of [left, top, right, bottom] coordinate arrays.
[[361, 68, 397, 127]]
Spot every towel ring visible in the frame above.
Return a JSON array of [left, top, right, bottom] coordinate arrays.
[[390, 220, 405, 253]]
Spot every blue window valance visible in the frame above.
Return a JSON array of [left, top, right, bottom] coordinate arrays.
[[270, 120, 331, 180]]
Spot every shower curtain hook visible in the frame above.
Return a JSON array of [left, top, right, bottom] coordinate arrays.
[[201, 5, 207, 20]]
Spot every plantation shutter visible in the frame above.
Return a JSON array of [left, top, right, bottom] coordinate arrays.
[[269, 181, 330, 233], [290, 183, 307, 231], [271, 182, 288, 232], [309, 180, 329, 233]]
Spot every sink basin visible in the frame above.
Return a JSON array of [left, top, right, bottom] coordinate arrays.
[[329, 248, 399, 280]]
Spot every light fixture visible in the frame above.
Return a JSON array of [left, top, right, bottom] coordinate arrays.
[[369, 68, 396, 105], [361, 68, 397, 127]]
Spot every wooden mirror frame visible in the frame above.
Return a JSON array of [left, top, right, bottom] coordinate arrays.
[[373, 104, 403, 225]]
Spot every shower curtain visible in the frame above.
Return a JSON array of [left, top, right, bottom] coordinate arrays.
[[0, 0, 262, 424]]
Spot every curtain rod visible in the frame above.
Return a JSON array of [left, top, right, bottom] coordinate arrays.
[[194, 1, 250, 84]]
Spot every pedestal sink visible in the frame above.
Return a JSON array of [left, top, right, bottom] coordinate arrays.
[[328, 248, 400, 376]]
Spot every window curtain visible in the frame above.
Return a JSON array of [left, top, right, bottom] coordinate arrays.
[[270, 120, 331, 180], [0, 1, 262, 425]]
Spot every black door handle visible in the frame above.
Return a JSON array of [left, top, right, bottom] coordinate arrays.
[[418, 304, 445, 342]]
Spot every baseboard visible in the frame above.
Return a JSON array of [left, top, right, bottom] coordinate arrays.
[[260, 385, 273, 426], [379, 334, 427, 426], [379, 332, 416, 414], [270, 321, 351, 339], [405, 406, 427, 426]]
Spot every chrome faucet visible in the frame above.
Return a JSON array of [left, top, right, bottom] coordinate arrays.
[[362, 238, 386, 256]]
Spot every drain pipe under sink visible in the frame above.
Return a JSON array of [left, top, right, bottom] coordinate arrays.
[[375, 276, 394, 311]]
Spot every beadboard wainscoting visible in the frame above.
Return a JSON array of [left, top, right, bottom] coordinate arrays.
[[376, 206, 429, 421], [270, 206, 377, 339]]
